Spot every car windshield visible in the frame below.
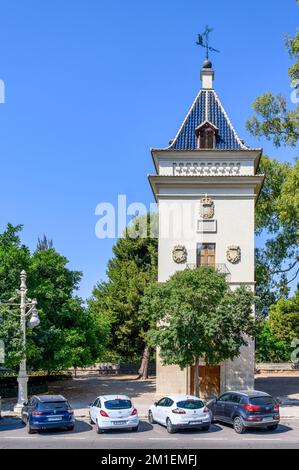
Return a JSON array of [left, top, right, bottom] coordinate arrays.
[[40, 401, 70, 410], [104, 399, 132, 410], [176, 400, 205, 409], [249, 396, 274, 405]]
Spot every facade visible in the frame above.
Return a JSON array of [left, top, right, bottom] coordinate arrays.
[[148, 59, 264, 398]]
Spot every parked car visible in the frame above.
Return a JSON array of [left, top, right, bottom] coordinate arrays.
[[21, 395, 75, 434], [89, 395, 139, 433], [148, 394, 211, 434], [206, 390, 280, 434]]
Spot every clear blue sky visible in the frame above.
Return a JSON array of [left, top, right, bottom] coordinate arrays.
[[0, 0, 298, 299]]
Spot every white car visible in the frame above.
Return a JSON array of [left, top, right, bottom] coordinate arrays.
[[148, 394, 211, 433], [89, 395, 139, 433]]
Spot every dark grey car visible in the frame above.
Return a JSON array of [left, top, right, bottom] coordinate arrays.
[[206, 390, 280, 434]]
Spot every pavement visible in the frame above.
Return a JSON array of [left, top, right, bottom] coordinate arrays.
[[1, 372, 299, 420], [0, 416, 298, 449]]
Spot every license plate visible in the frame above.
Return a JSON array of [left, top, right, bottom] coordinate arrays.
[[263, 417, 274, 422], [47, 417, 63, 421], [189, 420, 202, 425], [112, 421, 126, 425]]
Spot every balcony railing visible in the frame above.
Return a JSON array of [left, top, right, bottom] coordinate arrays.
[[186, 263, 230, 275]]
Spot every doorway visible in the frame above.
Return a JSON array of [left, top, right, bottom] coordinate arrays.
[[190, 365, 221, 398]]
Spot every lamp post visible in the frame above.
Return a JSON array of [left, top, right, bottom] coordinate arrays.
[[13, 270, 40, 413]]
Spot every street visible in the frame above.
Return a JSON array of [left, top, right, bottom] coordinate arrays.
[[1, 417, 299, 449]]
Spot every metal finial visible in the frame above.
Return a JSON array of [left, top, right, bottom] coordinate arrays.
[[196, 26, 220, 62]]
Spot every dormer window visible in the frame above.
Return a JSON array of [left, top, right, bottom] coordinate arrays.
[[196, 121, 218, 149]]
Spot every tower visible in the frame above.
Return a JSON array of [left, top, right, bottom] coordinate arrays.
[[148, 57, 264, 398]]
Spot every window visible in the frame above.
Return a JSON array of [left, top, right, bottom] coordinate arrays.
[[196, 122, 217, 149], [218, 393, 232, 402], [230, 394, 242, 404], [157, 398, 168, 407], [104, 399, 132, 410], [197, 243, 216, 267], [176, 400, 205, 409]]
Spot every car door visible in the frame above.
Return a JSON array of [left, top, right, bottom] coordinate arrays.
[[154, 398, 168, 424], [90, 398, 100, 422], [225, 393, 242, 423], [213, 393, 231, 421], [22, 397, 35, 423], [160, 398, 174, 425]]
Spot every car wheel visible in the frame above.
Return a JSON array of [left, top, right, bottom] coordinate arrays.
[[131, 425, 139, 432], [67, 425, 74, 431], [233, 416, 246, 434], [27, 422, 35, 434], [96, 420, 104, 434], [267, 424, 278, 431], [210, 412, 217, 424], [166, 418, 176, 434], [148, 411, 155, 424]]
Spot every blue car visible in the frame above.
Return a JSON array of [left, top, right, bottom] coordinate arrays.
[[206, 390, 280, 434], [21, 395, 75, 434]]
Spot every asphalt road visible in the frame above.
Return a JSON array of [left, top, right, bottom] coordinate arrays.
[[1, 417, 299, 449]]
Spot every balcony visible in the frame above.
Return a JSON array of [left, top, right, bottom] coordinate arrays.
[[186, 263, 230, 276]]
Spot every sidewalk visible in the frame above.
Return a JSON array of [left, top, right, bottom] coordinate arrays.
[[2, 373, 299, 420]]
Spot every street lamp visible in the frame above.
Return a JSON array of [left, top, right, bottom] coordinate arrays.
[[13, 270, 40, 413]]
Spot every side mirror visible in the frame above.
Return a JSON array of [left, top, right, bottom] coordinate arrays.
[[154, 402, 158, 406], [89, 403, 92, 407]]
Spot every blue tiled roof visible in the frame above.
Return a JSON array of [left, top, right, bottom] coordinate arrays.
[[170, 89, 246, 150]]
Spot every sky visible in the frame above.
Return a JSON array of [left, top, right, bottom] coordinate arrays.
[[0, 0, 298, 299]]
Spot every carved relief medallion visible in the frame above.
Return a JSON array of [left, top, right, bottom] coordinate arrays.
[[226, 245, 241, 264], [200, 195, 214, 219], [172, 245, 187, 263]]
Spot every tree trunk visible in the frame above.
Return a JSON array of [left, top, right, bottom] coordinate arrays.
[[137, 344, 150, 380], [194, 357, 200, 398]]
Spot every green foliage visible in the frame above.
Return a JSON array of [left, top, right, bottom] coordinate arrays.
[[246, 93, 299, 147], [255, 157, 299, 314], [268, 290, 299, 342], [142, 267, 257, 369], [255, 320, 292, 363], [89, 213, 158, 362], [255, 291, 299, 362], [0, 224, 109, 372], [246, 4, 299, 148]]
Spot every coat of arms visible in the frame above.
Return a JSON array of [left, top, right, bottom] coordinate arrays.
[[172, 245, 187, 263], [226, 245, 241, 264], [200, 195, 214, 219]]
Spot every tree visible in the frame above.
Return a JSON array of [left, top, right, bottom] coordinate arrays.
[[268, 290, 299, 343], [245, 5, 299, 313], [0, 224, 110, 372], [255, 291, 299, 363], [141, 267, 257, 397], [89, 213, 158, 379], [254, 157, 299, 314], [0, 224, 31, 368], [246, 1, 299, 147], [36, 235, 54, 252]]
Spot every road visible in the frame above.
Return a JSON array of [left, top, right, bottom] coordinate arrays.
[[0, 417, 299, 449]]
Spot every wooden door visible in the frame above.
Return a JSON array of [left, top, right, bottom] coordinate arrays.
[[197, 244, 216, 268], [190, 365, 220, 399]]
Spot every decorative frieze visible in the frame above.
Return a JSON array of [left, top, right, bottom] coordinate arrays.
[[173, 161, 241, 176]]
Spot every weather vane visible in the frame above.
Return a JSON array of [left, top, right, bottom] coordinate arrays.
[[196, 26, 220, 61]]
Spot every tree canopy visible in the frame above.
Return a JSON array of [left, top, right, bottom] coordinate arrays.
[[141, 267, 257, 396], [0, 224, 109, 372]]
